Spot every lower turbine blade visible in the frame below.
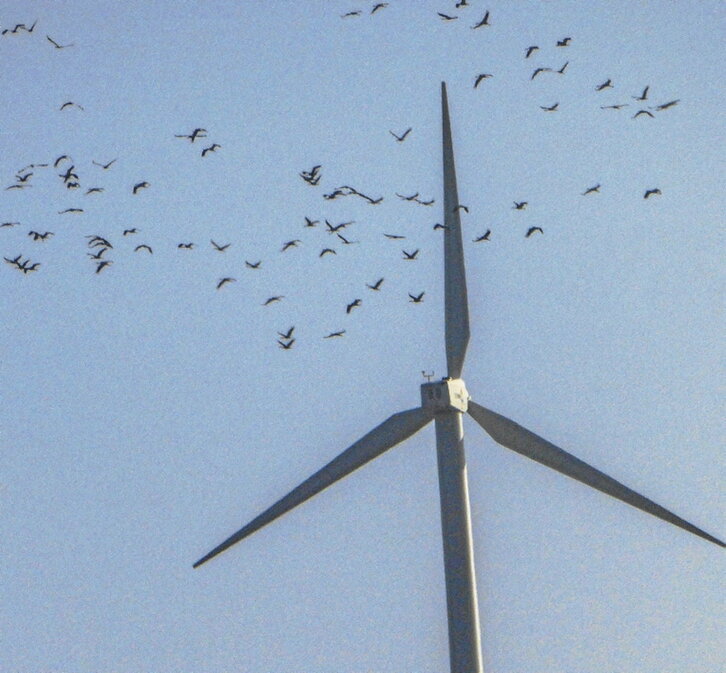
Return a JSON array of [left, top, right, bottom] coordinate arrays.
[[467, 401, 724, 547], [194, 406, 433, 567]]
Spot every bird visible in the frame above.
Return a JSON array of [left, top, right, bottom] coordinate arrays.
[[409, 292, 425, 303], [525, 226, 544, 237], [633, 109, 655, 119], [556, 37, 571, 47], [93, 158, 117, 169], [336, 234, 358, 245], [20, 261, 41, 274], [389, 127, 412, 142], [396, 192, 419, 201], [582, 184, 601, 195], [319, 248, 337, 257], [633, 86, 650, 101], [281, 239, 301, 252], [596, 79, 613, 91], [402, 249, 419, 260], [46, 35, 73, 48], [134, 244, 153, 254], [341, 10, 361, 17], [473, 230, 491, 242], [474, 74, 493, 88], [245, 260, 261, 269], [1, 221, 20, 228], [4, 254, 22, 266], [86, 235, 112, 248], [433, 223, 450, 231], [87, 248, 109, 260], [556, 61, 569, 74], [175, 128, 207, 142], [216, 277, 236, 289], [28, 230, 53, 241], [600, 104, 629, 110], [531, 67, 552, 80], [324, 330, 345, 339], [263, 296, 284, 306], [371, 2, 388, 14], [438, 12, 458, 21], [123, 228, 139, 236], [85, 187, 104, 195], [211, 240, 231, 252], [513, 201, 528, 210], [525, 45, 539, 58], [277, 338, 295, 349], [58, 208, 83, 214], [15, 172, 33, 183], [346, 299, 362, 314], [304, 217, 319, 228], [366, 278, 384, 291], [132, 181, 149, 194], [455, 0, 469, 6], [454, 204, 469, 213], [178, 243, 195, 249], [643, 188, 661, 199], [5, 184, 29, 191], [278, 327, 295, 340], [59, 101, 84, 111], [54, 155, 72, 168], [540, 102, 559, 111], [384, 233, 406, 240], [201, 144, 221, 157], [95, 260, 112, 273], [416, 197, 435, 206], [653, 99, 679, 111], [471, 11, 490, 29]]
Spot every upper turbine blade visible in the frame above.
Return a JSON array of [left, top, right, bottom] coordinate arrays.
[[467, 400, 724, 547], [441, 81, 470, 379], [193, 406, 434, 568]]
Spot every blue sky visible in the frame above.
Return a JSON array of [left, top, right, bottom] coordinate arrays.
[[2, 2, 724, 672]]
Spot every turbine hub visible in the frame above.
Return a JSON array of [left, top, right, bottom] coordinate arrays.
[[421, 377, 469, 413]]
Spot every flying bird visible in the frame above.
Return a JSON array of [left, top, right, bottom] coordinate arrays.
[[245, 260, 261, 268], [525, 45, 539, 58], [438, 12, 458, 21], [396, 192, 419, 201], [1, 222, 20, 228], [58, 208, 83, 214], [454, 204, 469, 213], [409, 292, 425, 303], [178, 243, 195, 249], [304, 217, 319, 228], [93, 158, 117, 169], [59, 101, 84, 111], [474, 74, 493, 88], [643, 188, 661, 199], [513, 201, 528, 210], [433, 223, 450, 231], [54, 155, 72, 168], [46, 35, 73, 48], [87, 248, 109, 260], [582, 184, 601, 195], [473, 230, 491, 242], [28, 230, 53, 241], [324, 330, 345, 338], [556, 61, 569, 74], [85, 187, 104, 195], [525, 226, 544, 237], [416, 197, 435, 206], [402, 249, 419, 260], [278, 327, 295, 340], [384, 233, 405, 240], [633, 109, 655, 119], [389, 127, 412, 142], [341, 10, 361, 17], [134, 244, 153, 254], [211, 240, 231, 251], [653, 99, 679, 111], [540, 102, 559, 111], [346, 299, 362, 314], [281, 239, 301, 252], [366, 277, 384, 291], [216, 277, 236, 289], [277, 338, 295, 349], [595, 79, 613, 91], [123, 228, 139, 236], [263, 296, 284, 306], [471, 11, 490, 28], [531, 67, 552, 80], [319, 248, 337, 257], [336, 233, 358, 245], [371, 2, 388, 13], [201, 144, 221, 157], [95, 260, 112, 273], [601, 104, 629, 110], [633, 86, 649, 101], [132, 181, 149, 194], [175, 128, 207, 142], [556, 37, 571, 47]]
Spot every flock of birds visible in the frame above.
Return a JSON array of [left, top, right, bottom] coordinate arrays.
[[2, 9, 678, 353]]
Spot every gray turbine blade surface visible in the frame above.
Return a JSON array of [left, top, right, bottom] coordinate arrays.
[[441, 82, 470, 379], [194, 406, 433, 568], [467, 401, 724, 547]]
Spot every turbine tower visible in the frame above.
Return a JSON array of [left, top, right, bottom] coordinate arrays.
[[194, 82, 723, 673]]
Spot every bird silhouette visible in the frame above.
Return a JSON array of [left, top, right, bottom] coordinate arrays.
[[28, 230, 53, 241], [245, 260, 261, 268], [15, 172, 33, 183], [596, 79, 613, 91], [54, 155, 72, 168], [513, 201, 528, 210], [59, 101, 84, 111], [402, 249, 419, 260], [93, 158, 117, 169], [324, 330, 345, 339], [95, 260, 112, 273], [178, 243, 195, 249], [474, 74, 493, 89], [653, 99, 679, 111], [0, 222, 20, 228], [341, 10, 361, 17], [319, 248, 337, 257], [336, 233, 358, 245], [371, 3, 388, 14], [346, 299, 362, 314], [540, 102, 559, 111], [416, 197, 435, 206], [433, 223, 450, 231], [366, 278, 384, 291], [384, 233, 406, 240], [277, 338, 295, 349], [134, 244, 153, 254], [304, 217, 319, 228], [87, 248, 109, 260], [132, 181, 149, 194], [471, 11, 490, 28], [633, 86, 649, 101], [390, 128, 412, 142], [453, 204, 469, 213], [281, 239, 301, 252], [525, 226, 544, 237], [201, 144, 221, 157], [396, 192, 419, 201], [86, 235, 112, 248], [175, 128, 207, 142], [525, 45, 539, 58], [582, 184, 601, 195], [556, 37, 572, 46], [601, 104, 629, 110], [211, 240, 231, 252], [123, 228, 139, 236], [531, 67, 552, 80], [278, 327, 295, 340], [557, 61, 569, 74], [46, 35, 73, 48], [58, 208, 83, 214], [409, 292, 425, 303], [643, 188, 661, 199], [438, 12, 458, 21], [263, 296, 284, 306], [633, 109, 655, 119], [85, 187, 104, 195], [216, 277, 236, 289], [473, 230, 491, 242]]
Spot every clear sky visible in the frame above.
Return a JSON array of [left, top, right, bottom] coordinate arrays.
[[2, 2, 724, 672]]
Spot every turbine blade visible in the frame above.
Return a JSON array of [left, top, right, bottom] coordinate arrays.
[[194, 406, 434, 568], [441, 81, 470, 379], [467, 400, 724, 547]]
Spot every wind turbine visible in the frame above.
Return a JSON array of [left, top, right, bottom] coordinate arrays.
[[194, 82, 724, 673]]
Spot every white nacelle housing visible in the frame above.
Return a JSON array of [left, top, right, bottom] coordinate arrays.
[[421, 378, 470, 413]]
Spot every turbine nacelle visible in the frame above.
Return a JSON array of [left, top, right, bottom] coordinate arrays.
[[421, 378, 469, 413]]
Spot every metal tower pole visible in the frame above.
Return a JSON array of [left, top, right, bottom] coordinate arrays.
[[435, 410, 483, 673]]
